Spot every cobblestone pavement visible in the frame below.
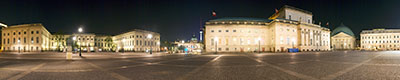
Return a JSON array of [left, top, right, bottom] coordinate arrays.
[[0, 51, 400, 80]]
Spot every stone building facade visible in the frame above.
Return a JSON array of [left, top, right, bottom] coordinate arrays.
[[1, 23, 51, 52], [113, 29, 160, 52], [361, 29, 400, 50], [1, 24, 160, 52], [331, 23, 356, 50], [204, 5, 330, 52]]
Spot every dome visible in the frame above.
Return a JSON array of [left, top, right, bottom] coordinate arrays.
[[331, 23, 355, 37]]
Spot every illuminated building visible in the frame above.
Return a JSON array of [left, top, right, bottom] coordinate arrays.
[[2, 24, 161, 52], [113, 29, 160, 52], [94, 35, 114, 51], [49, 34, 71, 51], [331, 23, 356, 50], [1, 23, 51, 52], [204, 5, 331, 52], [361, 29, 400, 50], [174, 35, 203, 53]]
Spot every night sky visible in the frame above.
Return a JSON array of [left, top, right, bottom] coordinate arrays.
[[1, 0, 400, 41]]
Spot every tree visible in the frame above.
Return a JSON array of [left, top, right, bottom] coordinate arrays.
[[104, 37, 115, 51], [178, 45, 186, 50], [52, 32, 66, 51]]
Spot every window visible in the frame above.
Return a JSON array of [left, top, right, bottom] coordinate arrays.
[[24, 32, 26, 34], [31, 31, 34, 34], [36, 31, 39, 34], [18, 32, 21, 35], [289, 15, 292, 20], [226, 30, 229, 32], [13, 32, 15, 35], [233, 30, 236, 32], [36, 37, 39, 43], [136, 40, 138, 45], [211, 30, 214, 32], [13, 38, 15, 44], [31, 37, 34, 43], [218, 30, 221, 32]]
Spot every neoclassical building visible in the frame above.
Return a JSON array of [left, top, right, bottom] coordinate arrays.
[[113, 29, 160, 52], [2, 23, 160, 52], [361, 29, 400, 50], [331, 23, 356, 50], [1, 23, 51, 52], [204, 5, 331, 52]]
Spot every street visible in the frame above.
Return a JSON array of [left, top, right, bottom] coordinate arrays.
[[0, 51, 399, 80]]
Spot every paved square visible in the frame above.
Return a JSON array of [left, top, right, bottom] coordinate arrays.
[[0, 51, 399, 80]]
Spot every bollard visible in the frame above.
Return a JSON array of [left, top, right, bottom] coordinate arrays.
[[66, 52, 72, 60]]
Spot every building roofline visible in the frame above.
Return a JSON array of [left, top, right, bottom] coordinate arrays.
[[280, 5, 312, 15]]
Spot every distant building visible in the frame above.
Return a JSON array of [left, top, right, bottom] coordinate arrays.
[[113, 29, 160, 52], [204, 5, 331, 52], [94, 35, 114, 51], [1, 23, 161, 52], [174, 35, 203, 53], [331, 23, 356, 50], [361, 29, 400, 50], [1, 23, 51, 52]]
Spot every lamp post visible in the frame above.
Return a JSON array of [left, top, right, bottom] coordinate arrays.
[[78, 27, 83, 56], [257, 37, 261, 53], [18, 39, 20, 53], [215, 37, 218, 54], [147, 34, 153, 54]]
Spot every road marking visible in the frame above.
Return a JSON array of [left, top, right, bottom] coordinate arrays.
[[7, 63, 46, 80], [320, 54, 382, 80], [176, 55, 222, 80], [244, 55, 319, 80], [87, 62, 130, 80], [211, 55, 222, 62]]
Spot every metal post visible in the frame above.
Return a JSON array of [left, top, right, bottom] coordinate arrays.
[[215, 41, 217, 54], [149, 41, 152, 54], [258, 40, 260, 53], [79, 35, 82, 56]]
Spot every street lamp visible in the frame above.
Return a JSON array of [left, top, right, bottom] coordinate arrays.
[[147, 34, 153, 54], [257, 37, 261, 53], [215, 37, 218, 54], [78, 27, 83, 56], [17, 39, 20, 53]]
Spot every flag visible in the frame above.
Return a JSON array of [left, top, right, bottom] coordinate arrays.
[[212, 11, 216, 17], [268, 8, 280, 20]]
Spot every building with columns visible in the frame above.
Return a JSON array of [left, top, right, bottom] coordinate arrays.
[[204, 5, 331, 52], [331, 23, 356, 50], [361, 29, 400, 50]]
